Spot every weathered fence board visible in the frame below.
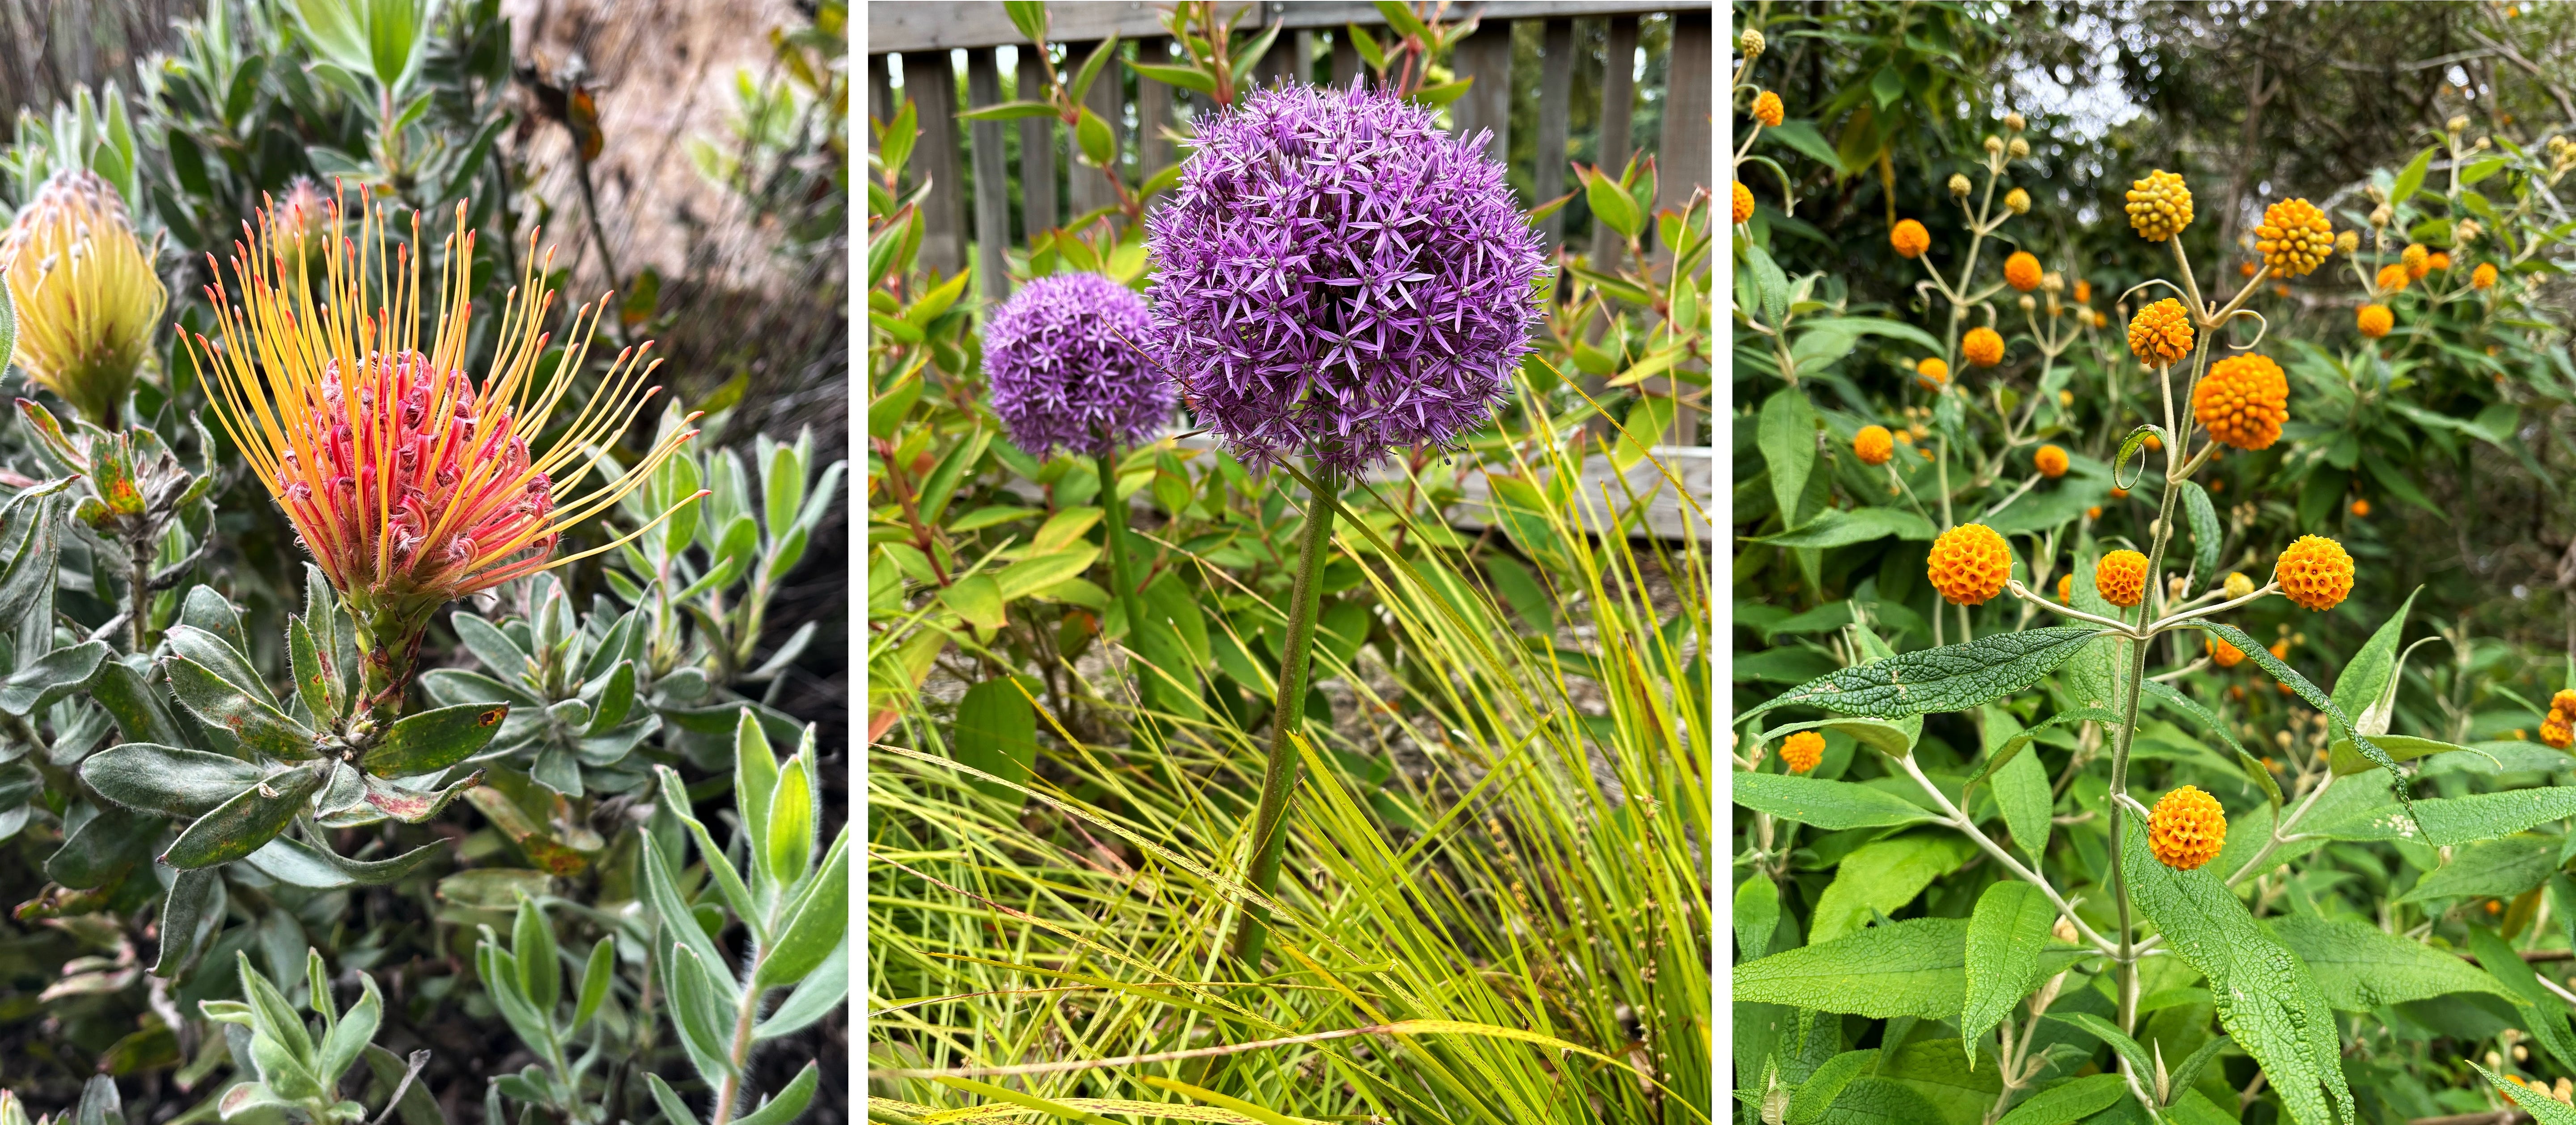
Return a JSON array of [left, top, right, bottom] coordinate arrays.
[[966, 47, 1014, 300], [871, 1, 1707, 53]]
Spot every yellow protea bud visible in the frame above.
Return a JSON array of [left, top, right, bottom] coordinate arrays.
[[1780, 730, 1824, 774], [1740, 27, 1766, 58], [1891, 219, 1931, 259], [2357, 303, 2394, 338], [1949, 173, 1974, 197], [1733, 180, 1755, 225], [2004, 187, 2032, 215], [2194, 353, 2289, 450], [2035, 443, 2069, 478], [1854, 425, 1894, 466], [2127, 298, 2195, 367], [1752, 90, 1785, 128], [0, 169, 167, 427], [2148, 785, 2226, 870], [2275, 535, 2355, 612], [2125, 170, 2194, 241], [2254, 198, 2334, 277], [1963, 326, 2005, 368], [2224, 571, 2255, 599], [2005, 251, 2042, 291], [2095, 549, 2148, 607], [1928, 524, 2012, 606]]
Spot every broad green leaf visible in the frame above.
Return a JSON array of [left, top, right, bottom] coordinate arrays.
[[1880, 1036, 2002, 1124], [513, 896, 561, 1013], [2267, 914, 2517, 1010], [2120, 825, 2353, 1125], [2048, 1012, 2156, 1097], [731, 1063, 820, 1125], [81, 743, 270, 817], [995, 545, 1103, 600], [1759, 388, 1819, 529], [2390, 145, 2437, 205], [1814, 1078, 1949, 1125], [1961, 880, 2055, 1060], [2398, 835, 2558, 903], [165, 655, 315, 760], [289, 618, 340, 727], [756, 829, 848, 988], [2317, 786, 2576, 847], [1764, 716, 1920, 758], [360, 702, 508, 777], [754, 938, 847, 1040], [2178, 480, 2222, 582], [317, 975, 380, 1085], [1995, 1073, 2126, 1125], [2474, 1062, 2576, 1125], [2468, 925, 2576, 1076], [151, 867, 221, 977], [767, 753, 818, 887], [2325, 734, 2473, 777], [0, 641, 108, 717], [1810, 831, 1978, 942], [2203, 621, 2408, 807], [1733, 917, 1968, 1019], [1733, 772, 1942, 830], [941, 573, 1006, 630], [1759, 628, 2105, 720], [952, 678, 1037, 805], [1736, 873, 1781, 962], [45, 805, 157, 888], [1788, 1049, 1877, 1125], [2329, 587, 2419, 726], [89, 658, 183, 747], [162, 765, 326, 869], [573, 935, 615, 1032], [1750, 506, 1935, 548]]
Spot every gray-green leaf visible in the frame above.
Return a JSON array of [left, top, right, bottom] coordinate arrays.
[[1759, 628, 2106, 720]]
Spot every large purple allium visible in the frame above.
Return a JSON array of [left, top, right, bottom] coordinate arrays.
[[1145, 83, 1549, 475], [983, 272, 1171, 458]]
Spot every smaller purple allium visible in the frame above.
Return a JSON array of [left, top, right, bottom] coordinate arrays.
[[1145, 82, 1549, 475], [983, 272, 1171, 459]]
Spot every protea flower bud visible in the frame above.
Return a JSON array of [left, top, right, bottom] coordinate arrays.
[[268, 175, 330, 274], [186, 191, 703, 717], [0, 169, 167, 427]]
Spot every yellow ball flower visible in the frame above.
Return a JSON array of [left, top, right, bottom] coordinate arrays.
[[2402, 242, 2429, 268], [1733, 180, 1755, 225], [2125, 170, 2194, 241], [1752, 90, 1785, 128], [0, 169, 168, 427], [2376, 263, 2412, 293], [2035, 443, 2069, 478], [2207, 636, 2247, 668], [2350, 498, 2370, 518], [2127, 298, 2195, 367], [1963, 327, 2006, 368], [2148, 785, 2227, 870], [2275, 535, 2356, 611], [2474, 262, 2499, 289], [2004, 187, 2032, 215], [2005, 251, 2043, 292], [2224, 571, 2255, 599], [1892, 219, 1931, 259], [2095, 549, 2149, 608], [1916, 357, 1951, 389], [2555, 690, 2576, 714], [1780, 730, 1825, 774], [1854, 425, 1895, 466], [2545, 711, 2573, 750], [1928, 524, 2012, 606], [2357, 303, 2394, 338], [2335, 230, 2361, 255], [2193, 353, 2289, 450], [2254, 198, 2334, 277]]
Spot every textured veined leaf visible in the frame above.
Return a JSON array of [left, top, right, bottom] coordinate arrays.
[[2267, 914, 2517, 1010], [1733, 773, 1941, 830], [2317, 786, 2576, 847], [2324, 734, 2476, 776], [1733, 917, 1968, 1019], [1758, 628, 2106, 720], [161, 766, 326, 870], [2046, 1012, 2156, 1096], [1878, 1037, 2002, 1123], [2398, 835, 2558, 904], [2120, 825, 2354, 1125], [1735, 873, 1781, 962], [2474, 1062, 2576, 1125], [2330, 587, 2419, 723], [1762, 716, 1919, 758], [360, 702, 509, 778], [81, 743, 270, 818], [1994, 1072, 2127, 1125], [2202, 620, 2411, 808], [1961, 881, 2057, 1061], [1785, 1049, 1877, 1125], [2179, 480, 2222, 582], [2467, 925, 2576, 1076], [1810, 831, 1978, 942], [2141, 680, 2283, 808]]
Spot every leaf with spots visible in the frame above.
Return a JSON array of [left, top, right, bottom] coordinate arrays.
[[360, 702, 511, 779]]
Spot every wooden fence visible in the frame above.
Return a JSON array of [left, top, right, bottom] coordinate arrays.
[[866, 1, 1714, 295]]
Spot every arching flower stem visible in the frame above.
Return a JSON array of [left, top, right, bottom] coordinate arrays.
[[1232, 460, 1343, 966]]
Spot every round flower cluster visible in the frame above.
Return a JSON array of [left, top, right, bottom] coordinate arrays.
[[1144, 84, 1546, 474], [1740, 28, 1765, 57], [2542, 690, 2576, 750], [1915, 357, 1950, 389], [1733, 181, 1755, 225], [1854, 425, 1895, 466], [2193, 353, 2290, 450], [1891, 219, 1931, 259], [2224, 571, 2255, 599], [1928, 524, 2012, 606], [2254, 198, 2334, 277], [2005, 251, 2042, 292], [2148, 785, 2227, 870], [2350, 498, 2371, 518], [2426, 251, 2452, 273], [1779, 730, 1824, 774], [2402, 243, 2429, 276], [2376, 263, 2412, 294], [2207, 636, 2247, 668], [2275, 535, 2355, 611], [2128, 299, 2195, 366], [2474, 262, 2500, 289], [2126, 170, 2194, 241], [1963, 327, 2006, 368], [2034, 443, 2068, 478], [1751, 90, 1785, 127], [985, 272, 1170, 459], [2004, 187, 2031, 215], [2357, 304, 2394, 338], [2057, 574, 2073, 602], [2095, 549, 2148, 607]]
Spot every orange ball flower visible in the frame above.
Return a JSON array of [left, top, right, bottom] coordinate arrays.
[[2193, 353, 2290, 450], [2554, 689, 2576, 715], [1963, 326, 2007, 368], [2474, 262, 2499, 289], [2111, 486, 2130, 500], [2545, 711, 2573, 750], [1780, 730, 1824, 774], [2357, 304, 2394, 338], [2128, 298, 2195, 366], [2207, 636, 2247, 668], [2095, 550, 2149, 607], [2034, 443, 2069, 478], [2376, 263, 2412, 293], [2148, 785, 2227, 870], [2058, 574, 2074, 602], [1892, 219, 1931, 259], [2402, 242, 2429, 270], [2349, 498, 2370, 518], [1752, 90, 1785, 128], [1928, 524, 2012, 606], [1733, 180, 1755, 225], [2427, 251, 2452, 272], [1854, 425, 1895, 465], [2275, 535, 2356, 611], [2073, 279, 2092, 304], [2087, 505, 2103, 520], [1916, 356, 1951, 389], [2254, 198, 2334, 277], [2005, 251, 2043, 292]]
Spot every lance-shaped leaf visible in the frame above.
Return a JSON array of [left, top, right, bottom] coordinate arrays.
[[1733, 917, 1968, 1018], [1733, 772, 1942, 830], [2049, 1012, 2157, 1099], [2202, 621, 2409, 810], [573, 935, 615, 1034], [165, 625, 280, 710], [2141, 679, 2282, 809], [1755, 628, 2106, 720], [2468, 925, 2576, 1076], [81, 743, 271, 818], [360, 702, 508, 778], [666, 944, 738, 1078], [2473, 1062, 2576, 1125], [1961, 881, 2056, 1061], [357, 770, 482, 824], [0, 487, 69, 627], [151, 867, 223, 977], [476, 938, 558, 1062], [289, 618, 342, 729], [46, 805, 158, 888], [0, 641, 107, 717], [420, 667, 543, 709], [754, 938, 846, 1040], [732, 1062, 820, 1125], [161, 766, 326, 869], [89, 658, 182, 746], [583, 662, 636, 736], [756, 828, 848, 988], [2267, 914, 2518, 1010], [513, 896, 562, 1014], [257, 833, 445, 887], [165, 655, 314, 760]]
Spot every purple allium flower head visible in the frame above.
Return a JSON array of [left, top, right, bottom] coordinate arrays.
[[983, 272, 1171, 459], [1144, 83, 1549, 475]]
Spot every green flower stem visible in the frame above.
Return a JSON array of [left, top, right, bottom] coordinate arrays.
[[1096, 448, 1160, 746], [1232, 461, 1342, 966]]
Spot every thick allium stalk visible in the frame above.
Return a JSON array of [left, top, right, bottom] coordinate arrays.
[[186, 192, 700, 717], [0, 169, 167, 427]]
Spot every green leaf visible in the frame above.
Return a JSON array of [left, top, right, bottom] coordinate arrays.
[[996, 545, 1103, 600], [1736, 873, 1781, 962], [1788, 1049, 1877, 1125], [2140, 680, 2282, 809], [731, 1062, 820, 1125], [940, 573, 1007, 631], [2324, 733, 2476, 776], [151, 867, 220, 977], [1126, 59, 1216, 95], [81, 743, 271, 818], [1733, 772, 1942, 830], [89, 658, 182, 747], [2268, 914, 2517, 1010], [1961, 881, 2056, 1061], [289, 619, 340, 728], [317, 974, 380, 1085], [2178, 480, 2221, 582], [161, 766, 326, 870], [1758, 628, 2106, 720], [1810, 831, 1978, 942], [2048, 1012, 2156, 1097], [2120, 825, 2354, 1125], [1759, 390, 1818, 531], [754, 938, 846, 1040], [767, 753, 818, 888], [1763, 716, 1920, 758], [1733, 917, 1967, 1019], [1994, 1073, 2127, 1125], [2390, 145, 2438, 206], [1588, 166, 1643, 239], [2318, 786, 2576, 847], [165, 655, 315, 760], [1991, 730, 2054, 861], [667, 946, 737, 1078], [645, 1074, 703, 1125], [2474, 1062, 2576, 1125], [1076, 106, 1115, 169], [2398, 835, 2558, 904], [957, 99, 1059, 121], [757, 828, 848, 988], [2468, 925, 2576, 1075], [1750, 506, 1934, 548], [0, 270, 14, 373], [360, 702, 508, 778], [0, 641, 107, 717], [2329, 587, 2419, 729], [2202, 621, 2409, 807], [513, 896, 561, 1014], [1070, 32, 1121, 103], [952, 678, 1037, 805]]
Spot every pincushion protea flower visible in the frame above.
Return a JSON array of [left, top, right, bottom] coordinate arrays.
[[185, 193, 700, 715], [0, 169, 167, 427]]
